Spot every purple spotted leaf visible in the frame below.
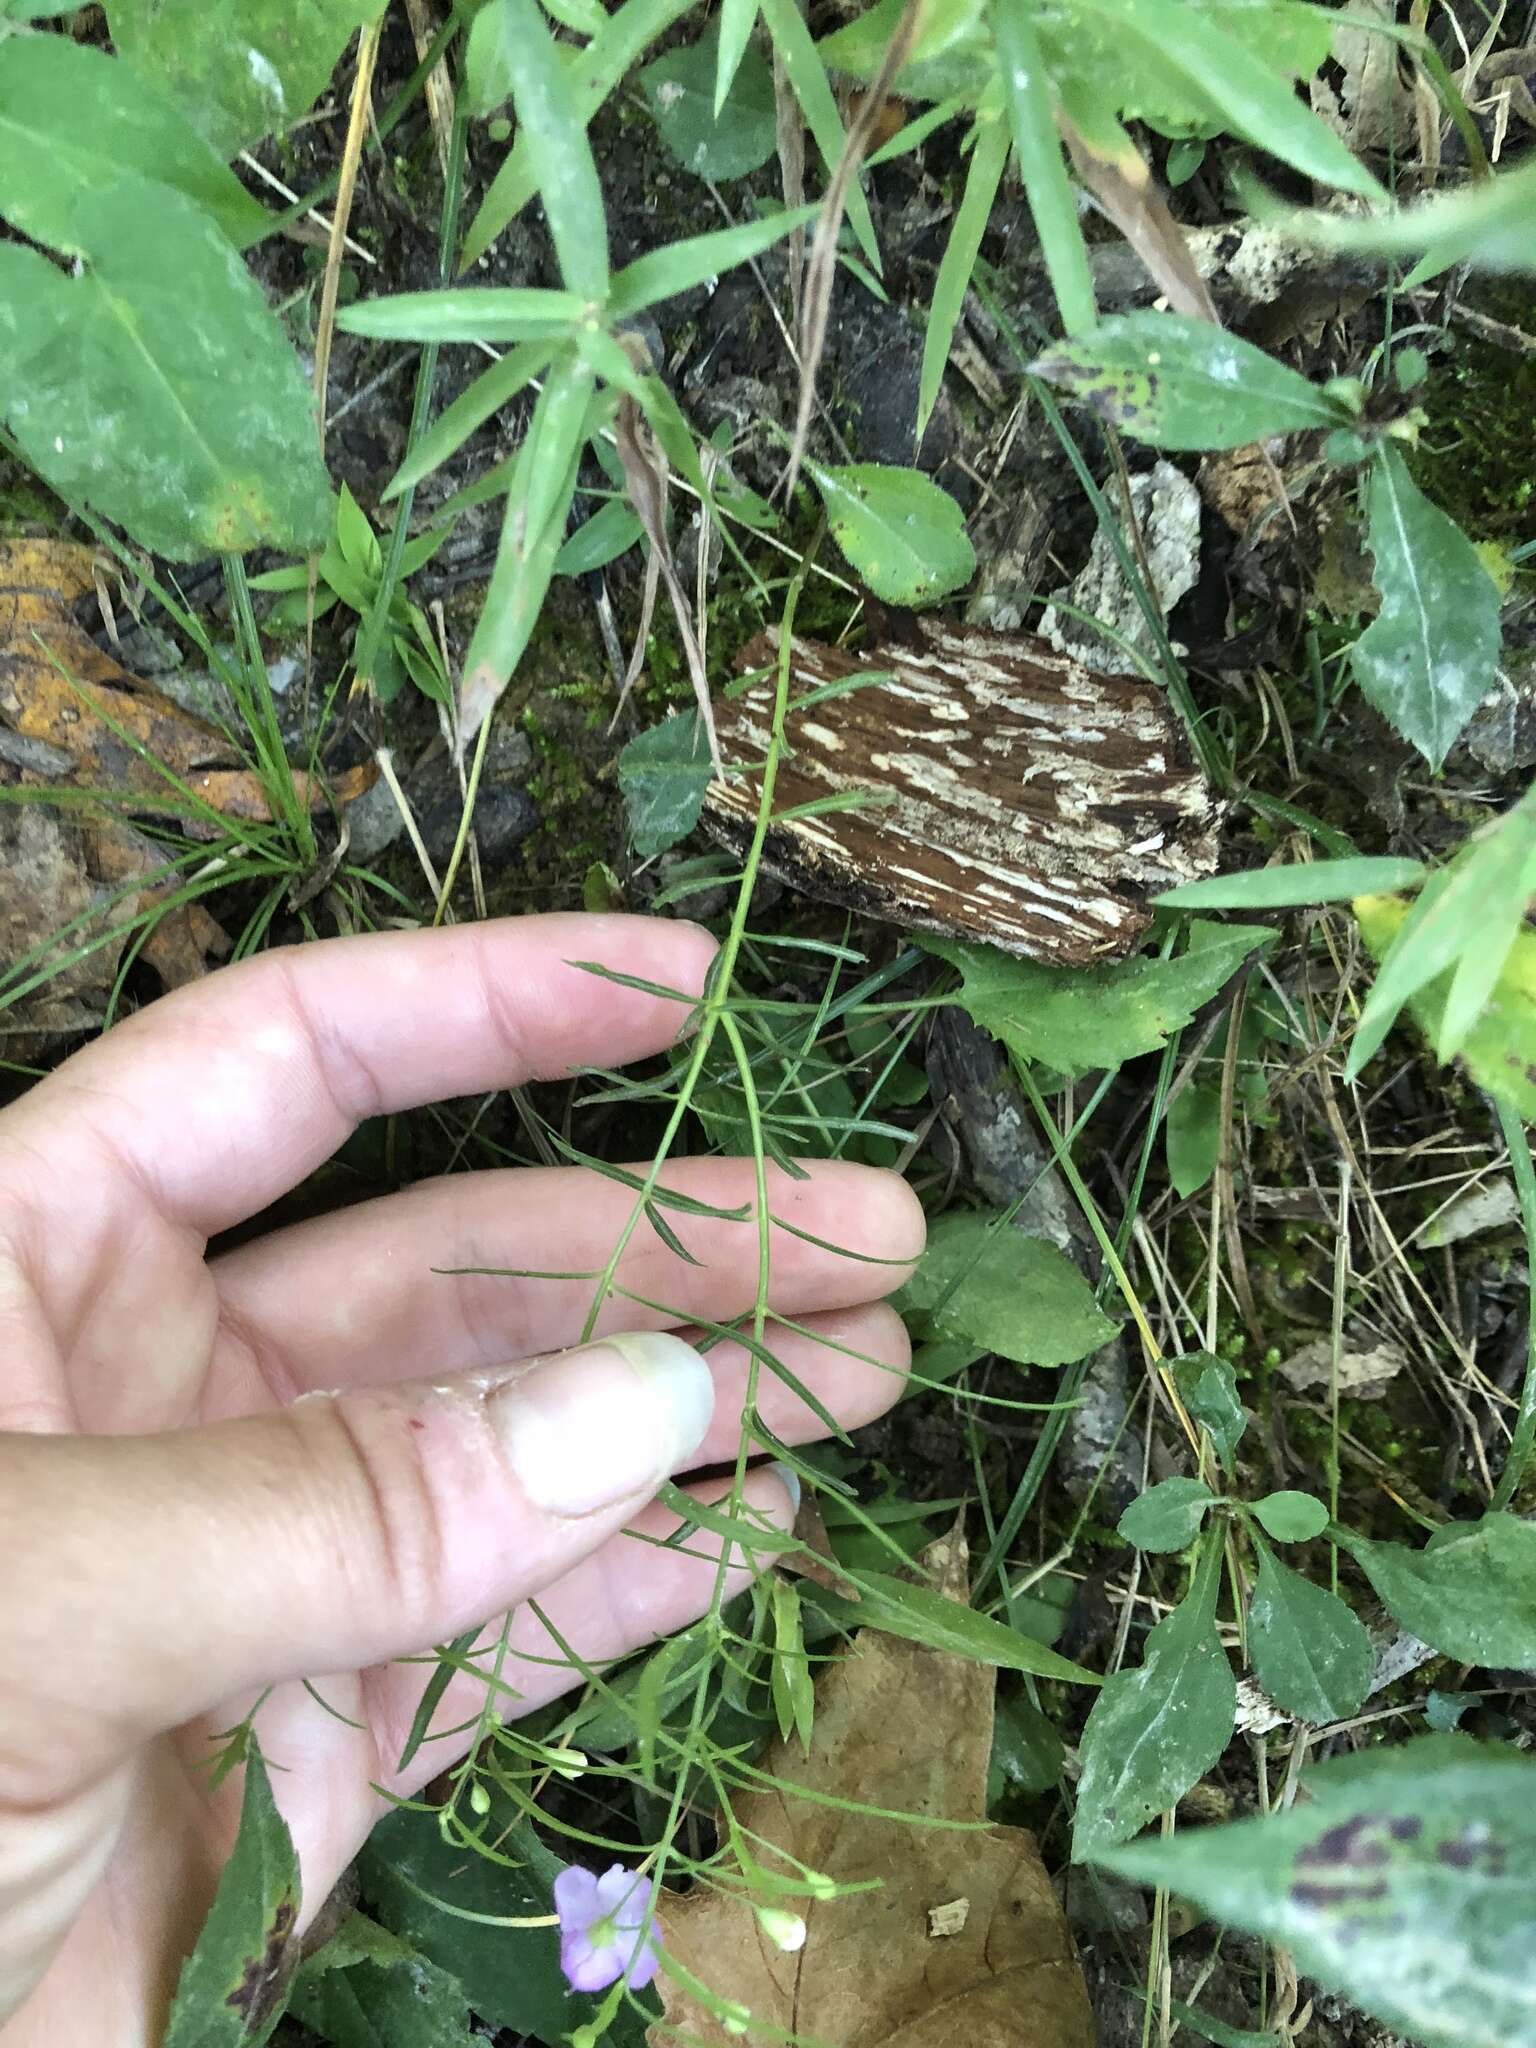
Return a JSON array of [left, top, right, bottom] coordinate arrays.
[[1090, 1735, 1536, 2048]]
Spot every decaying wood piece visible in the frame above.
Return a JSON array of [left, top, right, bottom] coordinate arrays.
[[704, 618, 1222, 963]]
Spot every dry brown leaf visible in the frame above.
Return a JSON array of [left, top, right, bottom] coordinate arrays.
[[0, 540, 375, 823], [652, 1528, 1093, 2048]]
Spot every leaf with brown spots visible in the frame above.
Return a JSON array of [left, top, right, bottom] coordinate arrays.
[[1095, 1735, 1536, 2048], [163, 1739, 303, 2048], [650, 1529, 1093, 2048]]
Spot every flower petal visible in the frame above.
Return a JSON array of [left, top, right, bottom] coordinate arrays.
[[554, 1865, 601, 1933], [563, 1933, 624, 1994], [625, 1935, 662, 1992]]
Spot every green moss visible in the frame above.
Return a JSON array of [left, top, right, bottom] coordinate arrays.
[[1411, 291, 1536, 541]]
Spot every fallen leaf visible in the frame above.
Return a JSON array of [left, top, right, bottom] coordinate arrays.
[[651, 1529, 1093, 2048], [0, 798, 121, 1055], [1420, 1176, 1521, 1248], [1276, 1338, 1406, 1400], [0, 540, 374, 825]]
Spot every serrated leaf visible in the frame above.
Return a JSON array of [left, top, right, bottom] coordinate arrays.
[[620, 712, 714, 858], [1093, 1736, 1536, 2048], [1337, 1512, 1536, 1668], [806, 460, 976, 606], [0, 182, 329, 558], [641, 23, 777, 181], [1250, 1489, 1328, 1542], [923, 923, 1274, 1078], [163, 1742, 301, 2048], [1247, 1540, 1371, 1725], [1157, 855, 1427, 909], [898, 1210, 1118, 1368], [0, 36, 269, 251], [106, 0, 379, 156], [1171, 1352, 1247, 1468], [1352, 444, 1501, 769], [1031, 312, 1352, 449], [1073, 1541, 1236, 1857], [1119, 1476, 1218, 1552]]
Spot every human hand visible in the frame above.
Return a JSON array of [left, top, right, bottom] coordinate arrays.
[[0, 914, 923, 2044]]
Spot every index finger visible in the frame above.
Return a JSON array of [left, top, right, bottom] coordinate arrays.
[[0, 915, 717, 1236]]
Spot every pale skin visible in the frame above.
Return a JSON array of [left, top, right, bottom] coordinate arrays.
[[0, 913, 924, 2044]]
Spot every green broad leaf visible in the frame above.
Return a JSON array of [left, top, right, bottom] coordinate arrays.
[[1157, 855, 1427, 909], [898, 1210, 1118, 1369], [640, 23, 776, 182], [989, 1691, 1066, 1798], [362, 1801, 655, 2048], [338, 287, 587, 344], [163, 1741, 301, 2048], [805, 460, 975, 607], [609, 203, 820, 321], [619, 712, 714, 858], [1119, 1476, 1219, 1553], [1250, 1489, 1328, 1542], [1073, 1540, 1236, 1857], [1352, 444, 1502, 770], [920, 115, 1010, 436], [475, 0, 609, 300], [460, 0, 697, 269], [0, 183, 329, 559], [1057, 0, 1375, 196], [105, 0, 380, 156], [386, 342, 554, 498], [923, 923, 1274, 1078], [991, 0, 1097, 338], [1351, 890, 1536, 1119], [1338, 1513, 1536, 1668], [1246, 1539, 1372, 1725], [1166, 1078, 1222, 1198], [1093, 1735, 1536, 2048], [555, 498, 644, 576], [0, 36, 269, 252], [828, 1570, 1102, 1684], [1030, 312, 1352, 449], [290, 1913, 477, 2048], [1171, 1352, 1247, 1469]]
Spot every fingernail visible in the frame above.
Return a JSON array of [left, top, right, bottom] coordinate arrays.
[[488, 1332, 715, 1517], [767, 1461, 802, 1513]]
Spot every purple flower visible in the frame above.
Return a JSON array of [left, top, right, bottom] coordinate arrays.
[[554, 1863, 662, 1993]]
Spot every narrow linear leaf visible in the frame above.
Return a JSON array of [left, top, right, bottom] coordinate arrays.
[[555, 497, 645, 576], [338, 287, 587, 344], [823, 1570, 1102, 1684], [1094, 1737, 1536, 2048], [385, 341, 555, 499], [991, 0, 1096, 337], [1157, 856, 1427, 910], [757, 0, 881, 270], [1352, 444, 1501, 770], [473, 0, 609, 299], [1258, 156, 1536, 283], [609, 202, 819, 320], [919, 115, 1008, 438]]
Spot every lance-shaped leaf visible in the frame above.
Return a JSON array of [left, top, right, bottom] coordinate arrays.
[[1352, 443, 1501, 770], [1093, 1736, 1536, 2048]]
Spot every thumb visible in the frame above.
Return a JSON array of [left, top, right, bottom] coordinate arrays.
[[3, 1332, 715, 1776]]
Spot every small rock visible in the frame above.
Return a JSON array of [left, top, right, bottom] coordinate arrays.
[[1039, 460, 1201, 674]]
